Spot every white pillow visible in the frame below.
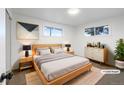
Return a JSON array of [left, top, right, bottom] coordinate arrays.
[[54, 48, 64, 54], [36, 48, 51, 55], [40, 49, 51, 55]]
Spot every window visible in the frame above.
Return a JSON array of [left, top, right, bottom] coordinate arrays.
[[84, 25, 109, 36], [43, 26, 62, 37], [44, 26, 51, 36]]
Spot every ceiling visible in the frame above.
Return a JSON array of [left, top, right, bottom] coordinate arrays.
[[12, 8, 124, 26]]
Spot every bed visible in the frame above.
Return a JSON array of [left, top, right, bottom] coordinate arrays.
[[32, 44, 92, 85]]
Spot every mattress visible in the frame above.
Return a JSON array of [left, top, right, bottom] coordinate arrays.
[[34, 53, 90, 81]]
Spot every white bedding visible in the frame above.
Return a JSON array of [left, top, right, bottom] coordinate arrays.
[[34, 54, 90, 81]]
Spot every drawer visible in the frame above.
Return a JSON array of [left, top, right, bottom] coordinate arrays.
[[20, 57, 32, 63], [20, 58, 26, 62], [85, 47, 107, 63], [26, 57, 32, 61]]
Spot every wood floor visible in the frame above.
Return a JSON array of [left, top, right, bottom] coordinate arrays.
[[7, 61, 124, 85], [7, 68, 34, 85]]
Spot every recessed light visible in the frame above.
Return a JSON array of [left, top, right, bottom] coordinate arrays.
[[67, 8, 80, 15]]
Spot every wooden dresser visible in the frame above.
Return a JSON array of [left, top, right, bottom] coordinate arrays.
[[85, 47, 108, 64]]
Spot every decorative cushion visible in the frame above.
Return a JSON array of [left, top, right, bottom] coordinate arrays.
[[36, 48, 51, 55], [54, 48, 64, 54]]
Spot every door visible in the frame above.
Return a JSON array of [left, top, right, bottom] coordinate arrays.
[[0, 8, 6, 85]]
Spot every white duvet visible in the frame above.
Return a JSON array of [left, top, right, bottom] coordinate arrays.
[[39, 55, 90, 81]]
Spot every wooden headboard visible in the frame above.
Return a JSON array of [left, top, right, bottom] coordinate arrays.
[[32, 44, 62, 56]]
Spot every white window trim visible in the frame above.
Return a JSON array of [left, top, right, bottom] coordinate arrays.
[[43, 25, 63, 37]]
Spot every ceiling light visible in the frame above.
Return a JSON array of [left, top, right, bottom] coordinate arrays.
[[67, 8, 80, 15]]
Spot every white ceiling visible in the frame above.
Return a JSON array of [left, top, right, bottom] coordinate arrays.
[[12, 8, 124, 26]]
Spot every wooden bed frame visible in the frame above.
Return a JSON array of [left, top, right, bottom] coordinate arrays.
[[32, 44, 92, 85]]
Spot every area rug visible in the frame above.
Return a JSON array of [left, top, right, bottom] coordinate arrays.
[[25, 66, 104, 85]]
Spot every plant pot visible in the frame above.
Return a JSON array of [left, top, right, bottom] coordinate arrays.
[[115, 60, 124, 69]]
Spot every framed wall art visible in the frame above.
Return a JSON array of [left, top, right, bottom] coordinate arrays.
[[17, 21, 39, 40]]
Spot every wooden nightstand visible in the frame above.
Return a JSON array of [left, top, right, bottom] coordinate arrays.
[[66, 51, 74, 55], [19, 56, 33, 71]]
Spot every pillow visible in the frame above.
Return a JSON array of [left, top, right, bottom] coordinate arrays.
[[39, 49, 51, 55], [36, 48, 51, 55], [36, 50, 40, 55], [37, 48, 49, 50], [54, 48, 64, 54]]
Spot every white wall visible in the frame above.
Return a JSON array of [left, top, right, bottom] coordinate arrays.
[[11, 14, 76, 70], [11, 13, 124, 69], [0, 8, 6, 84], [74, 16, 124, 65]]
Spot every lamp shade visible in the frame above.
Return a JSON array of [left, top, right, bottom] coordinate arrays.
[[65, 44, 71, 47], [23, 45, 31, 50]]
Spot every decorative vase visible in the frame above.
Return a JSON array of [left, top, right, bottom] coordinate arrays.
[[115, 60, 124, 69]]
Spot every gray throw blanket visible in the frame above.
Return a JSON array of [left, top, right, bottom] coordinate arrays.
[[35, 53, 74, 68]]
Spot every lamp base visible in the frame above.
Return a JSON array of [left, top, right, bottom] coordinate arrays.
[[25, 50, 29, 57], [67, 47, 70, 52]]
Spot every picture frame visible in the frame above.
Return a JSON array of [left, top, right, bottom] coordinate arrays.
[[16, 21, 39, 40]]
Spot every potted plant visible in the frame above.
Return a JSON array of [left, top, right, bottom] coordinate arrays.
[[114, 39, 124, 69]]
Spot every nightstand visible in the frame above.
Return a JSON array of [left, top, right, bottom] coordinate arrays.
[[19, 56, 33, 71], [66, 51, 74, 55]]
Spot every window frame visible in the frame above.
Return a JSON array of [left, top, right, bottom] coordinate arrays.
[[43, 26, 63, 37]]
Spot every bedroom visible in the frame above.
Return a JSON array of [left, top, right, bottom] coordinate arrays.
[[1, 8, 124, 85]]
